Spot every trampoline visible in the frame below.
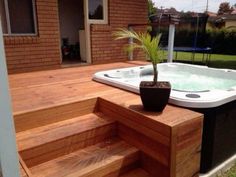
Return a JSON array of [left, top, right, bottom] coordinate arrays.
[[150, 13, 211, 64], [161, 46, 212, 64]]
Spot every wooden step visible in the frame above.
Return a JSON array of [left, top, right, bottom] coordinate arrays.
[[30, 138, 140, 177], [17, 113, 117, 167], [20, 166, 27, 177], [120, 168, 150, 177]]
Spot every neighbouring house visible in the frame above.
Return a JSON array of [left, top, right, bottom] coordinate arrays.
[[0, 0, 148, 73], [207, 14, 236, 30], [221, 14, 236, 29]]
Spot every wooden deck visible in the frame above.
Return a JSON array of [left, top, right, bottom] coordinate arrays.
[[9, 61, 201, 126], [9, 61, 203, 177], [9, 61, 146, 114]]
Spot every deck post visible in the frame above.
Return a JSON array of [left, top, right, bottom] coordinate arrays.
[[0, 20, 20, 177], [167, 24, 175, 63]]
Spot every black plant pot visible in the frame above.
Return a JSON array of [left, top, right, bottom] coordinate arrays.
[[139, 81, 171, 112]]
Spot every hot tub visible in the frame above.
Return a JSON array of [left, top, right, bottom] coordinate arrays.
[[93, 63, 236, 173], [93, 63, 236, 108]]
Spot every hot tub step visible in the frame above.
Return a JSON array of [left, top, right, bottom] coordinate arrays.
[[120, 168, 150, 177], [17, 112, 117, 167], [30, 138, 140, 177]]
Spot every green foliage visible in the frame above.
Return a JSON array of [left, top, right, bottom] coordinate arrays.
[[113, 29, 162, 64], [217, 163, 236, 177], [153, 27, 236, 55], [113, 29, 162, 83], [148, 0, 157, 16], [206, 29, 236, 55]]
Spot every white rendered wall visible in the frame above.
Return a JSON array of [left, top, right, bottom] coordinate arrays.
[[0, 19, 20, 177]]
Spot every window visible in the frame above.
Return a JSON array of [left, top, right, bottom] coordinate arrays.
[[0, 0, 37, 35], [88, 0, 108, 24], [0, 0, 7, 33]]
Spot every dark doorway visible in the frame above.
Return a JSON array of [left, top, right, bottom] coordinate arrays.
[[58, 0, 86, 65]]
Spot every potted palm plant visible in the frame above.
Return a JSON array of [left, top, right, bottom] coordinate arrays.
[[114, 29, 171, 111]]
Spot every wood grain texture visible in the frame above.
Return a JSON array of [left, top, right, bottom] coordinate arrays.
[[10, 61, 203, 177], [30, 138, 140, 177], [17, 113, 117, 167], [20, 166, 27, 177], [19, 155, 32, 177], [141, 153, 169, 177], [10, 61, 202, 129], [97, 98, 203, 177], [175, 117, 203, 177], [14, 98, 98, 132], [20, 163, 29, 177], [120, 168, 150, 177], [17, 113, 115, 151], [10, 62, 146, 114], [97, 98, 171, 144], [118, 123, 169, 167]]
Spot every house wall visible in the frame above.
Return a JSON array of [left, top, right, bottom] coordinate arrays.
[[90, 0, 148, 64], [3, 0, 148, 73], [4, 0, 61, 73], [225, 20, 236, 28]]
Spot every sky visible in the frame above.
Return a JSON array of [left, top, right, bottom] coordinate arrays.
[[153, 0, 236, 13]]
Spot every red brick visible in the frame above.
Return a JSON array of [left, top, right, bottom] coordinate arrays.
[[4, 0, 147, 73]]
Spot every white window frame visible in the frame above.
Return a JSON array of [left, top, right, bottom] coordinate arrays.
[[3, 0, 38, 36], [87, 0, 108, 24]]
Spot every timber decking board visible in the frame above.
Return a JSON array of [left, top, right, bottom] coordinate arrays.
[[14, 98, 98, 132], [120, 168, 150, 177], [97, 98, 171, 142], [100, 95, 202, 127], [10, 62, 145, 114], [17, 112, 117, 167], [17, 113, 115, 151], [10, 61, 203, 177], [10, 61, 202, 128], [10, 62, 144, 89], [175, 117, 203, 177], [20, 166, 27, 177], [30, 138, 140, 177], [118, 124, 169, 166], [19, 155, 32, 177], [141, 153, 169, 177]]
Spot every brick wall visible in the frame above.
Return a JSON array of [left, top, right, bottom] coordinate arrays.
[[90, 0, 148, 64], [4, 0, 61, 73], [4, 0, 148, 73]]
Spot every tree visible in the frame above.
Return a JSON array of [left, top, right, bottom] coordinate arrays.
[[217, 2, 233, 15], [168, 7, 178, 14], [180, 11, 193, 18], [148, 0, 157, 16]]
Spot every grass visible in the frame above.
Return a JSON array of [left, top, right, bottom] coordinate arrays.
[[161, 51, 236, 70], [218, 163, 236, 177]]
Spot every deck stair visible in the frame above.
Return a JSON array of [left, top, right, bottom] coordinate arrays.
[[120, 168, 150, 177], [30, 138, 141, 177], [16, 98, 151, 177], [12, 62, 204, 177], [17, 112, 117, 167]]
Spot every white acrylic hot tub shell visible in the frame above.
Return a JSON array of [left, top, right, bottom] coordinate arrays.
[[93, 63, 236, 108]]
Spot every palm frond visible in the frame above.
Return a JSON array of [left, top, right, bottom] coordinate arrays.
[[114, 29, 162, 83], [113, 28, 142, 42]]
